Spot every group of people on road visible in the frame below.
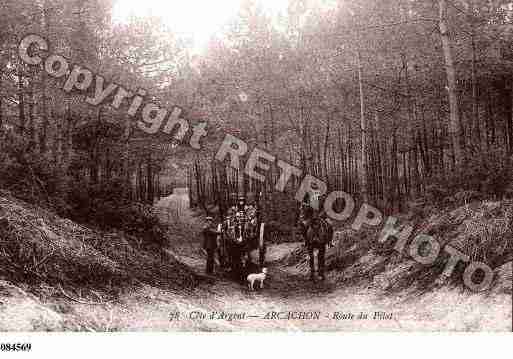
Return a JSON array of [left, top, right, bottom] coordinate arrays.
[[201, 195, 260, 282], [202, 185, 334, 284]]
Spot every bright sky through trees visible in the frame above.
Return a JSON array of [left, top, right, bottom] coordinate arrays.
[[112, 0, 290, 52]]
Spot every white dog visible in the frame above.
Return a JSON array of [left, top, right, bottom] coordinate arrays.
[[247, 268, 268, 291]]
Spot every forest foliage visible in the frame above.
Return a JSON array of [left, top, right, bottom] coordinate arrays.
[[2, 0, 513, 228]]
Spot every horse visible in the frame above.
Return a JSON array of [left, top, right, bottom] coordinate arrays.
[[304, 216, 334, 281]]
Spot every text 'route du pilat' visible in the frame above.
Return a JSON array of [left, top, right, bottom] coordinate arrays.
[[169, 311, 394, 321]]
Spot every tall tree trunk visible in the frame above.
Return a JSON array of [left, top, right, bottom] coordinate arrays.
[[138, 161, 144, 202], [55, 118, 63, 167], [439, 0, 463, 168], [40, 85, 49, 153], [486, 89, 495, 147], [0, 69, 3, 134], [420, 106, 432, 175], [61, 104, 72, 170], [509, 84, 513, 154], [17, 67, 25, 135], [374, 112, 384, 205], [323, 115, 331, 188], [471, 21, 481, 151], [392, 130, 400, 212], [40, 2, 50, 154], [28, 71, 36, 150], [123, 116, 132, 199], [403, 53, 419, 198], [147, 155, 154, 204], [356, 40, 368, 203]]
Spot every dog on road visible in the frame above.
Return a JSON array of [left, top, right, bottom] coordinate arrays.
[[247, 268, 268, 291]]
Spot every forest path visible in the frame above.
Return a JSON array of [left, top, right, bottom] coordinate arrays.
[[3, 191, 508, 332], [125, 188, 511, 331]]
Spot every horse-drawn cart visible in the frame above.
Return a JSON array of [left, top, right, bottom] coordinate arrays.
[[217, 202, 267, 279]]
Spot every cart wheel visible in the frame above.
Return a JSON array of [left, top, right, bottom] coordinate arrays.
[[258, 222, 266, 267]]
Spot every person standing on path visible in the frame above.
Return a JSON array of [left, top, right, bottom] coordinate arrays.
[[203, 217, 221, 275]]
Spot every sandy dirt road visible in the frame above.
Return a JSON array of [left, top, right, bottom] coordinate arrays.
[[133, 188, 511, 332], [15, 188, 506, 332]]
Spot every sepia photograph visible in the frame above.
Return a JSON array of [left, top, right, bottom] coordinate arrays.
[[0, 0, 512, 347]]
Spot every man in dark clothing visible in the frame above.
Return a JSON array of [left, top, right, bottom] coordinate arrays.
[[203, 217, 220, 275], [228, 241, 244, 282], [298, 200, 314, 240], [306, 217, 326, 281], [305, 214, 334, 281]]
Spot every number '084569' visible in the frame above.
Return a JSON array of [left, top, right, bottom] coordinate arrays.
[[0, 343, 32, 352]]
